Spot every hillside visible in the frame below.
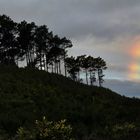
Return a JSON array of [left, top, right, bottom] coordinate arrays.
[[0, 65, 139, 140]]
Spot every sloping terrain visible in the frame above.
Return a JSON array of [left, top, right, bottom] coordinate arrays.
[[0, 65, 139, 140]]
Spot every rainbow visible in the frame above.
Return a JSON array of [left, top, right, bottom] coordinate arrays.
[[129, 40, 140, 80]]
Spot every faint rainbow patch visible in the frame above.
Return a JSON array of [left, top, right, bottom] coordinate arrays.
[[129, 40, 140, 80], [129, 63, 140, 79]]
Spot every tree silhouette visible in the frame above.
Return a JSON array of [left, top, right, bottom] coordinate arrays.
[[95, 57, 107, 87], [61, 37, 72, 77], [0, 14, 107, 86], [18, 21, 36, 67], [79, 55, 90, 85], [0, 15, 18, 65], [44, 31, 53, 72], [65, 56, 79, 81], [34, 25, 49, 70], [86, 56, 96, 85], [48, 35, 63, 74]]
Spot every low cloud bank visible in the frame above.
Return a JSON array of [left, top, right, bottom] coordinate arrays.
[[104, 79, 140, 98]]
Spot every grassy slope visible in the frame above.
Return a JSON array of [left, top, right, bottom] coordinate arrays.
[[0, 65, 140, 139]]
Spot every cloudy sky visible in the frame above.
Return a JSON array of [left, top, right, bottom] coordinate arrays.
[[0, 0, 140, 97]]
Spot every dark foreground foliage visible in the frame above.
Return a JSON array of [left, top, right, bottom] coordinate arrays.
[[0, 65, 139, 140], [16, 116, 74, 140]]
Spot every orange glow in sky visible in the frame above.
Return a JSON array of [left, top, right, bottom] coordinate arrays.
[[129, 63, 140, 79], [129, 63, 140, 72], [131, 42, 140, 58], [129, 40, 140, 80]]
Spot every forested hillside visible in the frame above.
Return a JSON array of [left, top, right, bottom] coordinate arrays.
[[0, 65, 139, 140], [0, 14, 140, 140], [0, 14, 107, 87]]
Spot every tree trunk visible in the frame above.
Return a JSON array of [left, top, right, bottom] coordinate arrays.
[[52, 63, 54, 73], [98, 69, 101, 87], [58, 60, 61, 74], [86, 69, 88, 85], [78, 71, 80, 81], [89, 70, 92, 85], [26, 53, 29, 66], [56, 61, 59, 74], [40, 52, 42, 70], [64, 53, 67, 77]]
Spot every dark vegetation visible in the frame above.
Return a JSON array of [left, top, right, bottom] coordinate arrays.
[[0, 65, 139, 140], [0, 15, 140, 140], [0, 14, 107, 87]]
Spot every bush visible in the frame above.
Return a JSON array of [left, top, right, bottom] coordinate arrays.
[[16, 116, 74, 140]]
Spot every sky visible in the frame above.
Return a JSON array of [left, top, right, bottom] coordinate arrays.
[[0, 0, 140, 97]]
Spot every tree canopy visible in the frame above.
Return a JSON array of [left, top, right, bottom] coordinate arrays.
[[0, 14, 107, 86]]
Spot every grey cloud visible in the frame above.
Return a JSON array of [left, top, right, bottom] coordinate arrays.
[[104, 79, 140, 98], [109, 64, 129, 74], [0, 0, 140, 97], [1, 0, 140, 39]]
